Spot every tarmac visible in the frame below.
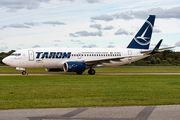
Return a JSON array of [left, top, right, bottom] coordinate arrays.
[[0, 105, 180, 120]]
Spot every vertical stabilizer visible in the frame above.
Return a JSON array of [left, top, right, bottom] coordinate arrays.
[[127, 15, 156, 49]]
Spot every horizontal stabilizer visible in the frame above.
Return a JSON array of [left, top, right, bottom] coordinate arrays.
[[141, 39, 175, 54]]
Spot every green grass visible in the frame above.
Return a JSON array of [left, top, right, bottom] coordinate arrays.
[[1, 66, 180, 74], [95, 66, 180, 73], [0, 75, 180, 109]]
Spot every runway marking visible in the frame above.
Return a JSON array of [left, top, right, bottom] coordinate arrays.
[[28, 108, 88, 120], [135, 106, 156, 120], [28, 106, 156, 120], [60, 108, 88, 118]]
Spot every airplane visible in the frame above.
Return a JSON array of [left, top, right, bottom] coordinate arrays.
[[2, 15, 173, 75]]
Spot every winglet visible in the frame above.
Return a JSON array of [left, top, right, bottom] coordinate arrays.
[[149, 39, 163, 54]]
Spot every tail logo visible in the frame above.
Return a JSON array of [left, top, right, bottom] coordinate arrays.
[[133, 21, 153, 46], [127, 15, 155, 49]]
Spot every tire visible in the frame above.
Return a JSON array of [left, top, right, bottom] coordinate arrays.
[[88, 69, 95, 75], [22, 71, 26, 75], [88, 70, 91, 74], [91, 69, 95, 75]]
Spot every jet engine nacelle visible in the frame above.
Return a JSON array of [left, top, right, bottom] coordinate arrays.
[[63, 62, 86, 72], [45, 68, 64, 72]]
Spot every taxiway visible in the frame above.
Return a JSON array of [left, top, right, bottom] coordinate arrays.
[[0, 105, 180, 120]]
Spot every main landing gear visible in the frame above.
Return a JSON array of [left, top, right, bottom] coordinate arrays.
[[76, 69, 95, 75], [88, 69, 95, 75]]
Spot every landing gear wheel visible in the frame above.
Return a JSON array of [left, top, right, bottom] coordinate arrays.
[[88, 69, 95, 75], [22, 71, 26, 75], [76, 71, 83, 74]]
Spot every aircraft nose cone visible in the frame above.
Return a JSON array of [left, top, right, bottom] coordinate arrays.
[[2, 57, 10, 65]]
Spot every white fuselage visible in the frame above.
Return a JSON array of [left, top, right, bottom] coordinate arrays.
[[3, 47, 148, 70]]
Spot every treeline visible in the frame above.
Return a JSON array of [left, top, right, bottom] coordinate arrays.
[[0, 50, 180, 66], [130, 50, 180, 66], [0, 50, 15, 65]]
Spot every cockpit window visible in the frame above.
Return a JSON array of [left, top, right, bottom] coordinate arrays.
[[11, 53, 21, 56]]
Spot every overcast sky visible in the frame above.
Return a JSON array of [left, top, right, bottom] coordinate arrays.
[[0, 0, 180, 52]]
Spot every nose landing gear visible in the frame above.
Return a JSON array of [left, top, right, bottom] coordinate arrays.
[[22, 71, 27, 75], [15, 67, 27, 75]]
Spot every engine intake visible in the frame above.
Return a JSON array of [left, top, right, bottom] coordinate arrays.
[[63, 62, 86, 72]]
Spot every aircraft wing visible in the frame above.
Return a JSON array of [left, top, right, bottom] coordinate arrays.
[[77, 54, 144, 65], [81, 39, 173, 65]]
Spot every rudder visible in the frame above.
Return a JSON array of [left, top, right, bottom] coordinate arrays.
[[127, 15, 156, 49]]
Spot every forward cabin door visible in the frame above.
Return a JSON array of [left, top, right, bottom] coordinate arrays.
[[28, 50, 34, 61]]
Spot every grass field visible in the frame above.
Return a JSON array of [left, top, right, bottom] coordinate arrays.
[[0, 75, 180, 109], [0, 67, 180, 109]]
